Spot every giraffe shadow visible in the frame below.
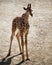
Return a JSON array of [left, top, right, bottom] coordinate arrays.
[[15, 58, 30, 65], [0, 53, 22, 65]]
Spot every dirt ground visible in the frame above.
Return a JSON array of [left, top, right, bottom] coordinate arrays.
[[0, 0, 52, 65]]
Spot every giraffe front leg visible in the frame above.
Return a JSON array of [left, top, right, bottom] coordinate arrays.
[[25, 31, 29, 60], [7, 26, 16, 57], [7, 33, 14, 57], [21, 33, 25, 61]]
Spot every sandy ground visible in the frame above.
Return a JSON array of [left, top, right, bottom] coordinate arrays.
[[0, 0, 52, 65]]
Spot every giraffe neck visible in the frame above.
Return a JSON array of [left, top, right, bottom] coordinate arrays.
[[22, 11, 29, 22]]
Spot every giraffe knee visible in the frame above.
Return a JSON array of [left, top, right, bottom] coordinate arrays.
[[10, 33, 14, 41], [16, 32, 20, 39], [16, 33, 18, 39]]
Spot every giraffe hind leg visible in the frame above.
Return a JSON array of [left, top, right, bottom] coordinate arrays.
[[7, 24, 16, 57]]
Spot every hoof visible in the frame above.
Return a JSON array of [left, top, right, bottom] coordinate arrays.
[[26, 58, 30, 61], [6, 53, 10, 57], [22, 58, 25, 62], [20, 52, 22, 54]]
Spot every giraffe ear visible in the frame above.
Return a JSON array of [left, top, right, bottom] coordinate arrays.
[[23, 7, 27, 10]]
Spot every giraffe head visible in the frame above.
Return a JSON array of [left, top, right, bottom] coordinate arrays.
[[23, 4, 33, 16]]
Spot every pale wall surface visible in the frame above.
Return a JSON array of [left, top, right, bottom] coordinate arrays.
[[0, 0, 52, 65]]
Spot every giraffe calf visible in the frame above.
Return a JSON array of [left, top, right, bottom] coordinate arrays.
[[7, 4, 33, 61]]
